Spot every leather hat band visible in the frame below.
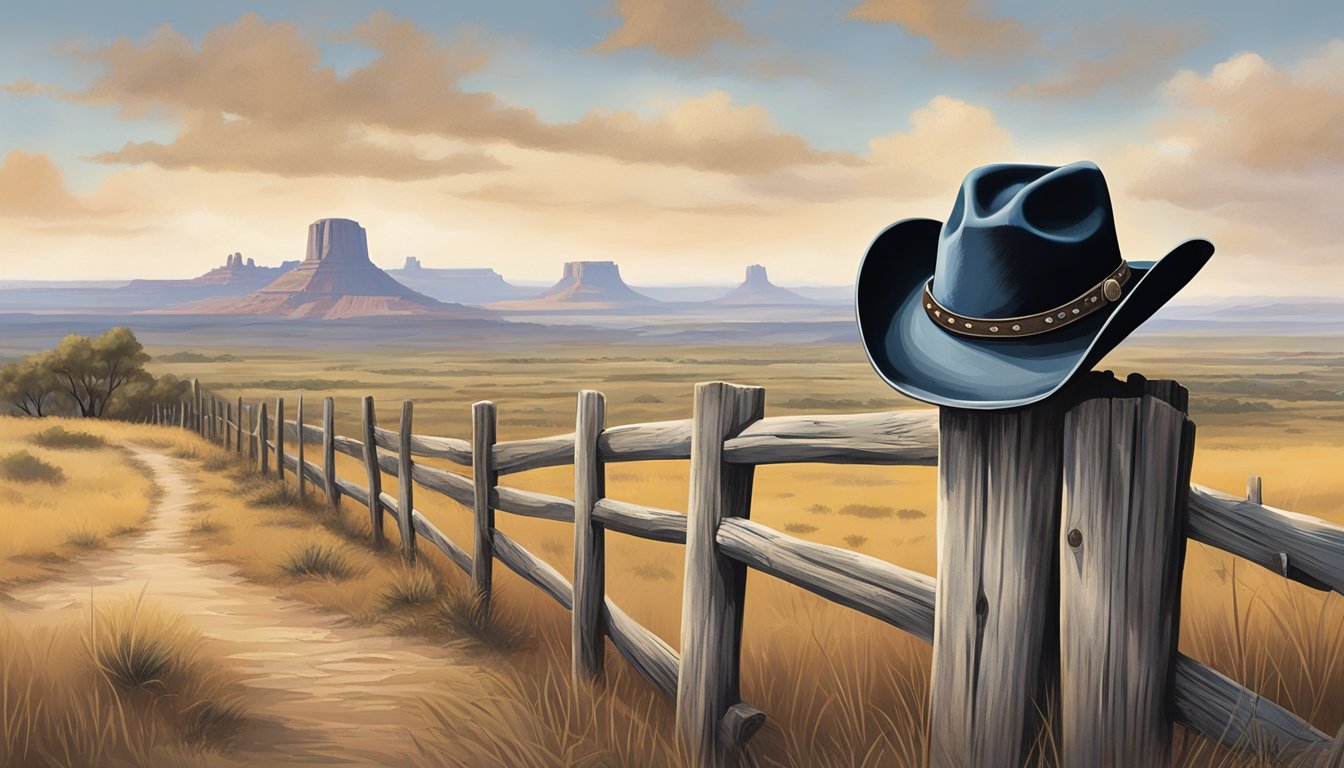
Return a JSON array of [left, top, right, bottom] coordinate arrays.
[[923, 261, 1132, 339]]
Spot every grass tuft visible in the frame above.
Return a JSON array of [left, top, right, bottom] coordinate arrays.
[[29, 425, 106, 450], [424, 588, 527, 652], [281, 542, 360, 580], [837, 503, 893, 519], [189, 515, 227, 535], [843, 534, 869, 549], [629, 562, 675, 582], [65, 526, 104, 549], [783, 522, 819, 534], [895, 507, 927, 520], [0, 450, 65, 484], [379, 566, 440, 609]]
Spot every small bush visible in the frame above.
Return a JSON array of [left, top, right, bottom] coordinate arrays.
[[427, 588, 526, 652], [30, 426, 106, 450], [838, 503, 893, 519], [189, 516, 227, 535], [202, 453, 237, 472], [65, 527, 103, 549], [282, 542, 359, 580], [844, 534, 869, 549], [806, 504, 831, 515], [895, 508, 927, 520], [629, 563, 675, 582], [380, 567, 439, 609], [783, 522, 819, 534], [0, 450, 65, 484]]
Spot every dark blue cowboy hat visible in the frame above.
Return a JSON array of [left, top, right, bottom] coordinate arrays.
[[855, 161, 1213, 410]]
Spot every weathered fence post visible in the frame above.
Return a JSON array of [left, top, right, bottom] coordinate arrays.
[[1247, 475, 1262, 506], [573, 390, 606, 683], [217, 399, 225, 444], [361, 396, 384, 542], [246, 405, 256, 460], [258, 400, 270, 475], [677, 381, 767, 768], [225, 401, 233, 449], [472, 401, 498, 608], [930, 399, 1066, 768], [397, 400, 417, 562], [192, 380, 201, 434], [1059, 374, 1195, 768], [235, 396, 243, 454], [323, 397, 339, 508], [296, 395, 306, 498], [179, 401, 186, 429], [275, 397, 286, 485]]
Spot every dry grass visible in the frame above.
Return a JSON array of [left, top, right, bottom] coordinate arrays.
[[0, 450, 65, 484], [282, 541, 362, 580], [0, 417, 158, 584], [0, 595, 247, 767]]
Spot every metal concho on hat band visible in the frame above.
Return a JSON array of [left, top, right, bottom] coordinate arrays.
[[922, 261, 1131, 339]]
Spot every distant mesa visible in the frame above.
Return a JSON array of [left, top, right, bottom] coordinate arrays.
[[189, 252, 297, 286], [160, 218, 488, 320], [387, 256, 535, 304], [491, 261, 658, 311], [712, 265, 813, 305]]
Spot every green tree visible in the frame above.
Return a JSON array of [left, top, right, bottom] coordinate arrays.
[[48, 327, 151, 418], [105, 373, 191, 422], [0, 355, 63, 416]]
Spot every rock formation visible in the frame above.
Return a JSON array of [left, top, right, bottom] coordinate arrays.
[[491, 261, 658, 310], [712, 264, 813, 305], [386, 259, 534, 305], [163, 218, 487, 319]]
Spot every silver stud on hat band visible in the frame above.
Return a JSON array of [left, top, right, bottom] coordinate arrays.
[[922, 261, 1131, 340]]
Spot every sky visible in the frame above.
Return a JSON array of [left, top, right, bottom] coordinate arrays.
[[0, 1, 1340, 294]]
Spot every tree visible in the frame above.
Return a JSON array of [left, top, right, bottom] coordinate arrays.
[[105, 373, 191, 422], [48, 327, 151, 418], [0, 355, 62, 416]]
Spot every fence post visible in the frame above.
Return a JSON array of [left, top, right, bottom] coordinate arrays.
[[179, 401, 186, 429], [1247, 475, 1262, 505], [246, 405, 256, 460], [323, 397, 339, 508], [276, 397, 286, 485], [296, 395, 306, 498], [225, 401, 232, 449], [191, 380, 200, 433], [573, 390, 606, 683], [397, 400, 417, 562], [217, 399, 225, 444], [361, 396, 384, 542], [930, 398, 1066, 768], [472, 401, 498, 608], [235, 396, 243, 454], [1058, 374, 1194, 767], [258, 401, 269, 475], [677, 381, 766, 768]]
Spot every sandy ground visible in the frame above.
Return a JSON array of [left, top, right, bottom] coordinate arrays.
[[3, 447, 478, 767]]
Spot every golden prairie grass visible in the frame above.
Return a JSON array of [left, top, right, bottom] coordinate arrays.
[[0, 417, 159, 584], [0, 594, 247, 767]]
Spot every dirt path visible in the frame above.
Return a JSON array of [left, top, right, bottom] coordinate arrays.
[[4, 447, 477, 766]]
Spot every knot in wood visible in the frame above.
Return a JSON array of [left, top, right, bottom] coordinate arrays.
[[1068, 528, 1083, 548]]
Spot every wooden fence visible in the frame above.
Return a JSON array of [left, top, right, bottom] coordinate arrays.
[[157, 373, 1344, 768]]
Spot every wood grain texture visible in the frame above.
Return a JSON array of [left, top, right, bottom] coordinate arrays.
[[717, 518, 936, 643], [573, 390, 606, 682], [1060, 386, 1194, 768], [930, 402, 1065, 768], [472, 401, 498, 606], [192, 379, 200, 434], [322, 397, 339, 507], [723, 410, 938, 466], [1172, 653, 1331, 761], [295, 396, 306, 498], [397, 400, 417, 561], [1187, 485, 1343, 595], [495, 433, 575, 475], [604, 597, 679, 700], [361, 396, 384, 542], [235, 396, 243, 453], [411, 510, 471, 574], [492, 530, 574, 610], [275, 398, 285, 484], [492, 486, 574, 522], [599, 419, 692, 462], [334, 477, 370, 508], [409, 462, 475, 507], [372, 424, 472, 464], [257, 401, 270, 475], [593, 499, 687, 543], [677, 381, 765, 768]]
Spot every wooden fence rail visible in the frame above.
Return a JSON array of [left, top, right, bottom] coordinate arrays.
[[161, 374, 1344, 767]]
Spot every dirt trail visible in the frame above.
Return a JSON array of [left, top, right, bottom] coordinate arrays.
[[4, 447, 478, 766]]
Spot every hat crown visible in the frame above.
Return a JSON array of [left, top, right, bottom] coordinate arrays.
[[931, 162, 1122, 319]]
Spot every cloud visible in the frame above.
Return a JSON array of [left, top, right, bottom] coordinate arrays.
[[0, 151, 91, 218], [1014, 21, 1201, 99], [1117, 41, 1344, 242], [591, 0, 753, 58], [46, 12, 836, 179], [847, 0, 1033, 58]]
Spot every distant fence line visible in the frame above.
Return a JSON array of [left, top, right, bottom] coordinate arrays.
[[153, 373, 1344, 768]]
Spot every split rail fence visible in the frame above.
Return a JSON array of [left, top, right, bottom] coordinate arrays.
[[153, 372, 1344, 768]]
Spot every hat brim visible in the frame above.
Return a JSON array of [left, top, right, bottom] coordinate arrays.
[[855, 218, 1214, 410]]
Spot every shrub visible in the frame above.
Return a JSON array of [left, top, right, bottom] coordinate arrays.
[[426, 588, 526, 652], [0, 450, 65, 484], [29, 426, 106, 449], [783, 522, 819, 534], [65, 527, 103, 549], [838, 503, 893, 519], [895, 508, 927, 520], [281, 542, 360, 580], [806, 503, 831, 515], [380, 567, 439, 609], [844, 534, 869, 549], [189, 516, 227, 535]]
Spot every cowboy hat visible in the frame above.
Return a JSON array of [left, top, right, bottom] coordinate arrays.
[[855, 161, 1213, 410]]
